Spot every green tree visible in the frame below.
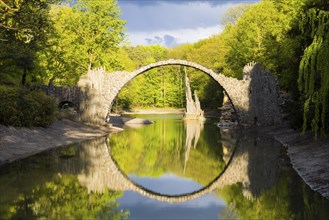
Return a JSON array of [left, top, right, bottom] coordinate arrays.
[[224, 0, 304, 78], [220, 4, 251, 27], [168, 38, 225, 109], [116, 45, 180, 109], [37, 0, 126, 86], [35, 4, 79, 86], [71, 0, 126, 70], [0, 0, 58, 85], [298, 0, 329, 137]]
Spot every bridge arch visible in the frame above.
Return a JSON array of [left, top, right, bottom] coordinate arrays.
[[119, 59, 232, 95], [110, 59, 237, 116], [78, 60, 242, 124], [77, 59, 282, 126]]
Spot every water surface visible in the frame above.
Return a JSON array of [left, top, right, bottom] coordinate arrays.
[[0, 114, 328, 219]]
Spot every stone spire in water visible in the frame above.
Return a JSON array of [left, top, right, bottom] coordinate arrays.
[[184, 69, 205, 120]]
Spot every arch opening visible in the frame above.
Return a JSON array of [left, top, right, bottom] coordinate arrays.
[[58, 101, 77, 109]]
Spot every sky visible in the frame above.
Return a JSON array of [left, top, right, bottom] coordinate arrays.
[[118, 0, 259, 47]]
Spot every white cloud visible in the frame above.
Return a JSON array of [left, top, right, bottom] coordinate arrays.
[[145, 35, 179, 48], [119, 0, 258, 46], [126, 25, 222, 47], [120, 1, 234, 32]]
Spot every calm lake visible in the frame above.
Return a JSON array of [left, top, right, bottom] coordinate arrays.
[[0, 114, 329, 219]]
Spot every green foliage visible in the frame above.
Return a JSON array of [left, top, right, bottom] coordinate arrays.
[[0, 85, 58, 127], [123, 45, 168, 67], [213, 0, 329, 133], [169, 38, 226, 108], [115, 42, 225, 110], [298, 1, 329, 137], [116, 45, 186, 109], [0, 0, 59, 85], [220, 4, 251, 27], [37, 0, 126, 86], [0, 0, 126, 87], [224, 0, 304, 78]]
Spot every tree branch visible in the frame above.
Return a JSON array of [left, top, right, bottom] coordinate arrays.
[[0, 0, 20, 12]]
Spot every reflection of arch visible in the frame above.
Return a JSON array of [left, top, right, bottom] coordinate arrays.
[[74, 137, 239, 203], [115, 143, 239, 203], [60, 132, 281, 203], [78, 60, 247, 125]]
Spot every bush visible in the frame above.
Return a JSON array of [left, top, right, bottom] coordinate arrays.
[[0, 85, 58, 127]]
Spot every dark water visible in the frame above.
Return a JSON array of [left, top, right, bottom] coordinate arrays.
[[0, 114, 329, 219]]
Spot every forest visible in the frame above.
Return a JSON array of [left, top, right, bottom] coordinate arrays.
[[0, 0, 328, 137]]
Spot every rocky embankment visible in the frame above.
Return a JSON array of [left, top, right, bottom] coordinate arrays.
[[0, 119, 122, 166], [0, 113, 156, 166], [261, 126, 329, 200]]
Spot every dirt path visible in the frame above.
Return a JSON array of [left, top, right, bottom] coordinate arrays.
[[0, 119, 122, 166]]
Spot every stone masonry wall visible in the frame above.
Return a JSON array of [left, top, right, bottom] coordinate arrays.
[[242, 63, 283, 126], [34, 85, 80, 107]]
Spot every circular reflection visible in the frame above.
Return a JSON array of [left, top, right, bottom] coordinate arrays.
[[109, 114, 237, 197]]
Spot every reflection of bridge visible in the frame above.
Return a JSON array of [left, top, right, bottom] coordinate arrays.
[[38, 59, 282, 126], [59, 131, 282, 203]]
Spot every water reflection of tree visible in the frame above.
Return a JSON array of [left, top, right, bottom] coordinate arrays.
[[110, 116, 226, 185], [23, 174, 128, 219], [0, 142, 128, 220]]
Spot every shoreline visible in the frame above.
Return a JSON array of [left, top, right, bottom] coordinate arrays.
[[261, 126, 329, 200], [0, 119, 123, 166], [120, 108, 185, 115]]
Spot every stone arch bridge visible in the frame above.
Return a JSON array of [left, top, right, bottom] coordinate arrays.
[[40, 59, 282, 127]]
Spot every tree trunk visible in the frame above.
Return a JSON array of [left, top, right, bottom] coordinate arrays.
[[48, 77, 54, 88], [88, 50, 93, 70], [21, 69, 27, 85]]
